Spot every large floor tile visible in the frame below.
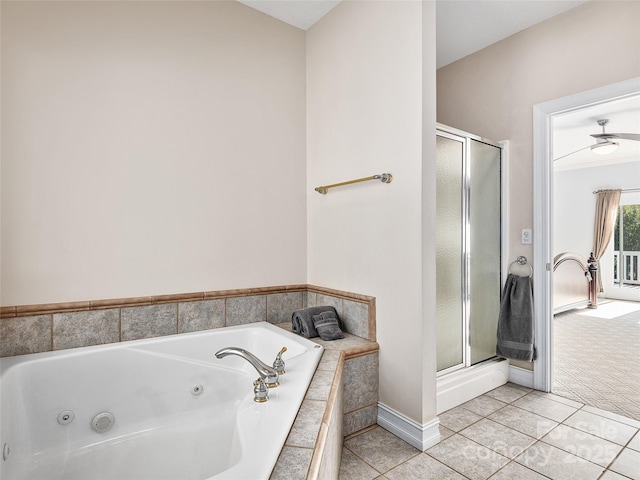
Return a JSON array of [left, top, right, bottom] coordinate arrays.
[[338, 386, 640, 480], [529, 390, 583, 408], [485, 383, 532, 404], [384, 453, 466, 480], [439, 425, 455, 441], [540, 424, 622, 467], [460, 395, 507, 417], [582, 405, 640, 429], [563, 409, 638, 445], [460, 418, 537, 459], [609, 448, 640, 480], [339, 448, 380, 480], [344, 427, 419, 474], [512, 393, 579, 422], [514, 441, 604, 480], [628, 431, 640, 452], [600, 470, 635, 480], [438, 406, 483, 432], [427, 434, 509, 480], [488, 405, 558, 439], [488, 461, 549, 480]]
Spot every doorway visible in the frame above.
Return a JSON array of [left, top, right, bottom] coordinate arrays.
[[532, 77, 640, 393]]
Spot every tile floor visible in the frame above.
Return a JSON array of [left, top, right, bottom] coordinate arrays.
[[340, 383, 640, 480]]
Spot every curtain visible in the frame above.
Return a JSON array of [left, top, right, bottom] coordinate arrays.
[[592, 189, 622, 292]]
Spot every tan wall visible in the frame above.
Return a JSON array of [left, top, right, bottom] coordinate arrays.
[[306, 0, 437, 423], [1, 1, 306, 305], [437, 0, 639, 372], [3, 0, 439, 428], [437, 0, 640, 268]]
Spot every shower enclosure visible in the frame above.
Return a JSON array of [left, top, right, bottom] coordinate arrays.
[[435, 124, 506, 410]]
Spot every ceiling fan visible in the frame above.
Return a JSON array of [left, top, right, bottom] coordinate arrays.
[[554, 119, 640, 161]]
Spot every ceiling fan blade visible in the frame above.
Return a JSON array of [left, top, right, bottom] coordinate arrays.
[[553, 144, 593, 161], [590, 132, 640, 141]]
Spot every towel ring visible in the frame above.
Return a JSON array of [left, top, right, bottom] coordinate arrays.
[[508, 256, 533, 277]]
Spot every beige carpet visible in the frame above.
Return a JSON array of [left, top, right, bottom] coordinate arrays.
[[553, 300, 640, 421]]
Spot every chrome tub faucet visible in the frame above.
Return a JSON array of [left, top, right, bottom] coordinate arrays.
[[215, 347, 280, 402]]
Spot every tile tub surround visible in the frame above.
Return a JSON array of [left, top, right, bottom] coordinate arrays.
[[0, 284, 375, 357], [272, 325, 379, 480], [278, 321, 381, 436], [0, 285, 379, 479]]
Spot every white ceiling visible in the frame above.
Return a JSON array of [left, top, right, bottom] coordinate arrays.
[[553, 95, 640, 171], [236, 0, 589, 68], [236, 0, 639, 169], [435, 0, 589, 68], [237, 0, 341, 31]]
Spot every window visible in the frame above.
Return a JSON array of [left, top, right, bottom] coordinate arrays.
[[614, 203, 640, 286]]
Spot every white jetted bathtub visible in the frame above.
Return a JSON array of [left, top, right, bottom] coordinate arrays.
[[0, 322, 323, 480]]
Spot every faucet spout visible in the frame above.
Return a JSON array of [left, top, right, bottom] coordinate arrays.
[[215, 347, 280, 388]]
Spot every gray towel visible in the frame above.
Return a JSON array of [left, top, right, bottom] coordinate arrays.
[[312, 310, 344, 341], [496, 274, 535, 362], [292, 306, 338, 338]]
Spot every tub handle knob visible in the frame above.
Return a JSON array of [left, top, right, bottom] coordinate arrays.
[[273, 346, 287, 375], [254, 378, 269, 403]]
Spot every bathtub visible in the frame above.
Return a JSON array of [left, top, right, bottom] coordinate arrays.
[[0, 321, 323, 480]]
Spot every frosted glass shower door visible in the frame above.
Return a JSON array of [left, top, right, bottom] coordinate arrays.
[[469, 139, 501, 365], [436, 133, 464, 372], [436, 128, 501, 374]]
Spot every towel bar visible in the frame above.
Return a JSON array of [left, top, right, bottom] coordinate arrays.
[[315, 173, 392, 195]]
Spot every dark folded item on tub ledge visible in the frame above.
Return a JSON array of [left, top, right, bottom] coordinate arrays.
[[291, 306, 338, 338], [312, 310, 344, 341]]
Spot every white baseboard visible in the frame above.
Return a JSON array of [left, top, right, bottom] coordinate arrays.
[[508, 365, 534, 388], [436, 359, 509, 414], [377, 403, 440, 451]]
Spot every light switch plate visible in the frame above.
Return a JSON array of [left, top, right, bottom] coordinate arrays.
[[522, 229, 532, 245]]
